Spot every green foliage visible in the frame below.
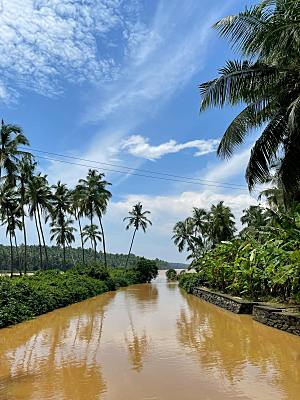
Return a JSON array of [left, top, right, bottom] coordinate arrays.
[[166, 268, 177, 281], [0, 260, 159, 329], [132, 258, 158, 283], [172, 201, 236, 260], [185, 229, 300, 302], [178, 273, 205, 294], [0, 245, 171, 272], [199, 1, 300, 196]]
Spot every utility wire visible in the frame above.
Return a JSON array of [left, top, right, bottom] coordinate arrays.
[[21, 146, 248, 189], [32, 153, 252, 192]]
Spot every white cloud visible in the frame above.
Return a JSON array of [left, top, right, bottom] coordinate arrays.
[[46, 0, 231, 186], [118, 135, 219, 160], [204, 148, 251, 183], [0, 0, 140, 102], [85, 0, 230, 122]]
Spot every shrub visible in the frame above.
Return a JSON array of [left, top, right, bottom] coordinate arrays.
[[132, 258, 158, 283], [166, 269, 177, 281], [178, 273, 205, 294], [0, 262, 158, 329]]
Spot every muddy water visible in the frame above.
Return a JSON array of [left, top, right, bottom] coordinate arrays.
[[0, 272, 300, 400]]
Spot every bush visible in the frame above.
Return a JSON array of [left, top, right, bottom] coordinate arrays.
[[166, 269, 177, 281], [132, 258, 158, 283], [178, 273, 205, 294], [0, 261, 158, 329]]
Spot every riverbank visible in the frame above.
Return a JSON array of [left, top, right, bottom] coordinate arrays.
[[0, 259, 158, 329], [178, 274, 300, 336]]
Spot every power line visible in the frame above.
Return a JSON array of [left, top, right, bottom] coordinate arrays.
[[32, 153, 252, 192], [21, 146, 248, 190]]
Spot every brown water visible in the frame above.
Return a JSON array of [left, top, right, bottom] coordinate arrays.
[[0, 272, 300, 400]]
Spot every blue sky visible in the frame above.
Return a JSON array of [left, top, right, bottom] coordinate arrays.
[[0, 0, 259, 262]]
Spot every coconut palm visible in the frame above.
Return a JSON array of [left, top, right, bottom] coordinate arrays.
[[16, 154, 36, 273], [71, 187, 86, 263], [77, 170, 111, 267], [123, 202, 152, 268], [82, 224, 102, 261], [0, 185, 22, 276], [0, 120, 30, 185], [199, 1, 300, 197], [50, 218, 76, 265], [241, 205, 267, 228], [172, 218, 196, 254], [208, 202, 236, 246], [26, 174, 52, 268]]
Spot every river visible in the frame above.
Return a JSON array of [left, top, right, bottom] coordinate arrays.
[[0, 271, 299, 400]]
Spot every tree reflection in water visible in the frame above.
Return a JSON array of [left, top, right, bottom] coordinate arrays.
[[124, 310, 150, 372], [176, 291, 300, 399], [0, 292, 116, 400]]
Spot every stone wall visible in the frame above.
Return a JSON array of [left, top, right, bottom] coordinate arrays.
[[253, 305, 300, 336], [192, 287, 255, 314]]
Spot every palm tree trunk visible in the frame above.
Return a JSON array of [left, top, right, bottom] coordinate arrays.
[[125, 228, 137, 268], [94, 240, 97, 261], [98, 216, 107, 268], [9, 229, 14, 278], [37, 205, 49, 268], [34, 211, 43, 269], [77, 215, 85, 263], [21, 181, 27, 274], [63, 243, 66, 266], [14, 234, 21, 275]]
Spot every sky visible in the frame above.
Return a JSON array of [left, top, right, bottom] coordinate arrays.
[[0, 0, 260, 263]]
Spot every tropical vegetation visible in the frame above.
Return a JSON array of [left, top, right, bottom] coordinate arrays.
[[176, 0, 300, 305], [0, 259, 158, 328], [199, 0, 300, 203]]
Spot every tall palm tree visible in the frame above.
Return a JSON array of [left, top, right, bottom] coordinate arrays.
[[208, 202, 236, 246], [172, 218, 196, 254], [50, 218, 76, 265], [199, 1, 300, 197], [26, 174, 52, 268], [0, 120, 30, 185], [16, 154, 36, 273], [82, 224, 102, 261], [77, 170, 111, 267], [50, 181, 74, 265], [0, 185, 22, 276], [71, 187, 86, 263], [123, 202, 152, 268]]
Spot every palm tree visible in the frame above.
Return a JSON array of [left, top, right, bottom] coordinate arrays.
[[0, 120, 30, 185], [26, 174, 52, 268], [71, 187, 86, 263], [16, 154, 36, 273], [241, 205, 267, 228], [50, 181, 74, 265], [82, 224, 102, 261], [199, 1, 300, 197], [50, 218, 76, 265], [77, 170, 111, 267], [123, 202, 152, 268], [172, 218, 196, 254], [0, 185, 22, 276], [208, 202, 236, 246]]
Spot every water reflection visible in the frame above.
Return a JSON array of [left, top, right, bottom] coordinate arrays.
[[177, 290, 300, 399], [0, 292, 115, 400], [124, 310, 150, 372], [0, 276, 300, 400]]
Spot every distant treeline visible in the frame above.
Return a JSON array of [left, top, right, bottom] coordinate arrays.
[[0, 244, 181, 272]]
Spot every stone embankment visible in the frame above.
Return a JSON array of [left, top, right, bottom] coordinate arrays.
[[192, 286, 300, 336]]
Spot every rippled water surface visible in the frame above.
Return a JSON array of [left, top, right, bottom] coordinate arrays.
[[0, 271, 300, 400]]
